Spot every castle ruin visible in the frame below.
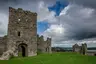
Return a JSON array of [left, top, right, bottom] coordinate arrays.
[[73, 43, 87, 55], [0, 7, 51, 60]]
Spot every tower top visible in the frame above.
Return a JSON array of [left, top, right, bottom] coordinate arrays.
[[9, 7, 37, 16]]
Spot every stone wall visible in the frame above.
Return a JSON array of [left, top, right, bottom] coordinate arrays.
[[0, 36, 7, 56], [37, 35, 51, 53], [80, 43, 87, 55], [73, 43, 87, 55], [7, 7, 37, 56], [0, 7, 52, 60], [73, 44, 81, 52]]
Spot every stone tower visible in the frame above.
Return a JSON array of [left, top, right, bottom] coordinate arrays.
[[7, 7, 37, 57], [37, 35, 52, 53]]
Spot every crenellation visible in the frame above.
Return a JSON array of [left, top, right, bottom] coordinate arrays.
[[8, 7, 38, 57], [37, 35, 51, 53], [9, 7, 37, 18], [46, 37, 51, 42], [40, 35, 44, 41], [9, 7, 16, 12], [0, 7, 51, 59], [17, 8, 23, 11], [73, 43, 87, 55]]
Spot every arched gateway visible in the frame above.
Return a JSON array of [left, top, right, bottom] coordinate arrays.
[[18, 43, 28, 57], [0, 7, 52, 60], [7, 7, 37, 57]]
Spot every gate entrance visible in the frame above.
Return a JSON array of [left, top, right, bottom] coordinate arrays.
[[18, 43, 27, 57]]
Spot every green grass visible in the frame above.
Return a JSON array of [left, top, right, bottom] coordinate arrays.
[[0, 52, 96, 64]]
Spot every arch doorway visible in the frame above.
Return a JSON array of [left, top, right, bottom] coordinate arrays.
[[18, 43, 28, 57]]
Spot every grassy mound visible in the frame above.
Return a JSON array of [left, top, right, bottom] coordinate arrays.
[[0, 52, 96, 64]]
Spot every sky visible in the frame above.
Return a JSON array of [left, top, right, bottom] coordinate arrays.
[[0, 0, 96, 47]]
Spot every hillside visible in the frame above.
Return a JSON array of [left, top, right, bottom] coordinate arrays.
[[0, 52, 96, 64]]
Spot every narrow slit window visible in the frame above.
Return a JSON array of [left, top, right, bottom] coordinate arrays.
[[18, 32, 20, 36]]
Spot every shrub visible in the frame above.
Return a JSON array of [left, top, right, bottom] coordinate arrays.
[[37, 49, 42, 55]]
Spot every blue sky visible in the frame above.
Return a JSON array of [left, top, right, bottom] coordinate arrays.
[[48, 1, 68, 16], [0, 0, 96, 47], [37, 1, 68, 35], [37, 21, 49, 34]]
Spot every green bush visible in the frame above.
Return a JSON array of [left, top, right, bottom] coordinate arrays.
[[18, 52, 22, 57], [37, 49, 42, 55]]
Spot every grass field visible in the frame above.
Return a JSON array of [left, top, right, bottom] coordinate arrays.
[[0, 52, 96, 64]]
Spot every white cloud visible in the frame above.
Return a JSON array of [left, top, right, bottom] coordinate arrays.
[[0, 0, 56, 37], [69, 0, 96, 9], [37, 1, 57, 23], [42, 3, 96, 47], [43, 24, 65, 38], [60, 4, 71, 16], [0, 13, 8, 37], [79, 8, 94, 18], [0, 0, 96, 47]]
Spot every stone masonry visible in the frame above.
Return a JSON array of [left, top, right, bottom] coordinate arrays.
[[0, 7, 51, 60], [37, 35, 51, 53], [73, 43, 87, 55]]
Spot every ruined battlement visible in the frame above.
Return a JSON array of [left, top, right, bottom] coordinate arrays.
[[37, 35, 51, 43], [9, 7, 37, 16], [7, 7, 38, 57], [0, 7, 51, 59], [73, 43, 87, 55], [37, 35, 51, 53], [46, 37, 51, 42]]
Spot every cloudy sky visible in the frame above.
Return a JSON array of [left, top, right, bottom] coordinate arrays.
[[0, 0, 96, 47]]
